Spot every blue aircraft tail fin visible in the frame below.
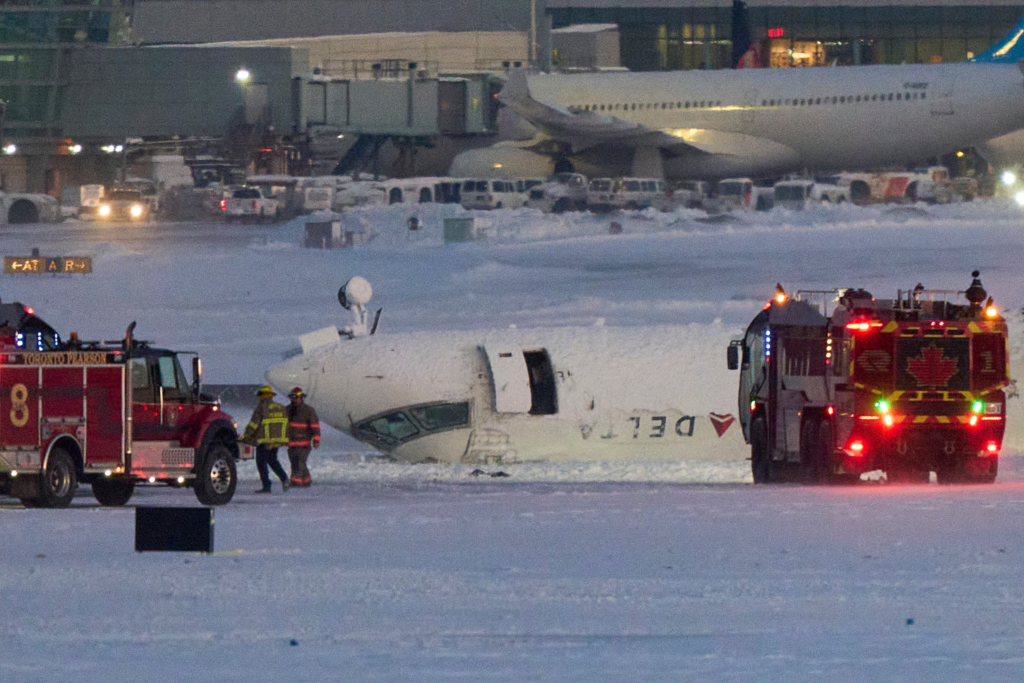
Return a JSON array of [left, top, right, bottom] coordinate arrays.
[[971, 16, 1024, 62]]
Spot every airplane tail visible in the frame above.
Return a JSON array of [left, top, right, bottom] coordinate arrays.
[[498, 69, 532, 106], [971, 15, 1024, 62]]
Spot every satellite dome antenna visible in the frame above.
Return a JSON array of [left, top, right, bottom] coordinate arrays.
[[338, 277, 374, 337]]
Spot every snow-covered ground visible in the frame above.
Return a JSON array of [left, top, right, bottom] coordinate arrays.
[[3, 201, 1024, 680]]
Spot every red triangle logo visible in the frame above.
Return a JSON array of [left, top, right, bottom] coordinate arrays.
[[709, 413, 735, 438]]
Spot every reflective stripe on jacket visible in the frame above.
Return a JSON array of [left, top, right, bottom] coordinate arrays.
[[243, 400, 289, 446], [287, 402, 321, 448]]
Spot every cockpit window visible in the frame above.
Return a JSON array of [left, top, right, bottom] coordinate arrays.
[[358, 412, 419, 444], [409, 402, 470, 431]]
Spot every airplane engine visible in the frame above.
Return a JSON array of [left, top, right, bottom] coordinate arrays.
[[449, 142, 556, 179]]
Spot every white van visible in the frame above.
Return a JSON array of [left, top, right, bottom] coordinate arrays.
[[334, 181, 387, 210], [525, 173, 589, 213], [716, 178, 755, 211], [384, 178, 440, 205], [459, 179, 525, 210], [614, 177, 671, 211], [773, 180, 849, 210]]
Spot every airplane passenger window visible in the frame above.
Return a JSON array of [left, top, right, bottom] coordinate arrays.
[[685, 102, 690, 108], [761, 100, 767, 106], [839, 97, 845, 103], [716, 101, 721, 107], [815, 98, 821, 104], [676, 101, 682, 108], [662, 103, 667, 109], [358, 412, 419, 444], [409, 402, 470, 432], [896, 93, 901, 100], [921, 93, 926, 99]]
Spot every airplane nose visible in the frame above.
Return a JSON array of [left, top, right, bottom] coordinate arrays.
[[266, 355, 311, 397]]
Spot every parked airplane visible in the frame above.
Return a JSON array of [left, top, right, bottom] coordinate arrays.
[[266, 279, 747, 464], [450, 57, 1024, 180], [968, 16, 1024, 170]]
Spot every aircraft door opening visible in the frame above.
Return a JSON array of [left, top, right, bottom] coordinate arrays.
[[742, 88, 758, 128], [930, 79, 953, 116], [523, 350, 557, 415], [483, 346, 559, 415]]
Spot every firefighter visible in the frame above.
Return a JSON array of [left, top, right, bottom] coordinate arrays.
[[241, 385, 290, 493], [286, 387, 320, 487]]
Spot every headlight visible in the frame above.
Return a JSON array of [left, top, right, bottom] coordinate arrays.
[[130, 204, 143, 218], [1014, 191, 1024, 207], [98, 204, 111, 217], [1002, 170, 1017, 186]]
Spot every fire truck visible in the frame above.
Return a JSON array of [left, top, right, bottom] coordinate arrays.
[[727, 272, 1009, 485], [0, 302, 246, 507]]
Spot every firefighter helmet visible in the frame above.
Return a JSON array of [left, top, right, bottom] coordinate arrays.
[[288, 387, 305, 398], [256, 385, 275, 397]]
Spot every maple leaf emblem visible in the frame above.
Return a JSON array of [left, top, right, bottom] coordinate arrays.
[[906, 343, 959, 388]]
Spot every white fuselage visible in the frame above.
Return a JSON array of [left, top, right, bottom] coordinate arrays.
[[527, 63, 1024, 178], [267, 326, 748, 464]]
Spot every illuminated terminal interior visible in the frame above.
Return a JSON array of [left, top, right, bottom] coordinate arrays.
[[548, 4, 1024, 70]]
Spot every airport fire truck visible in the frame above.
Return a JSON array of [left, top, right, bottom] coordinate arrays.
[[0, 302, 245, 507], [727, 272, 1009, 484]]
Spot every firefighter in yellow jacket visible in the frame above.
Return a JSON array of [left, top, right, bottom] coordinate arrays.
[[241, 386, 291, 493], [286, 387, 320, 487]]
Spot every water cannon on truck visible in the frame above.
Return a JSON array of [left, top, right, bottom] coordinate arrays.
[[727, 272, 1009, 485]]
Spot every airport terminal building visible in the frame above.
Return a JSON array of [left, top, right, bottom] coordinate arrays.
[[2, 0, 1024, 191]]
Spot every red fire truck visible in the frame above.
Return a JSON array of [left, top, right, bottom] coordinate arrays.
[[0, 302, 246, 507], [727, 272, 1009, 485]]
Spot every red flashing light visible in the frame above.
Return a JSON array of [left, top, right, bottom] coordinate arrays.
[[768, 27, 785, 38], [23, 306, 33, 315], [849, 441, 865, 455], [986, 442, 999, 453], [845, 320, 883, 331], [969, 414, 979, 426], [981, 416, 1001, 421], [219, 199, 226, 211], [827, 406, 834, 416], [883, 414, 893, 427], [859, 415, 880, 421]]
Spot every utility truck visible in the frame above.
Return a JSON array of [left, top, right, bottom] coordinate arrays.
[[728, 272, 1008, 485]]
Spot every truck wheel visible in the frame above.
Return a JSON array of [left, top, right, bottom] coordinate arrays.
[[800, 418, 820, 484], [552, 197, 570, 214], [936, 456, 997, 485], [35, 449, 77, 508], [818, 421, 857, 485], [92, 477, 135, 506], [194, 443, 237, 506], [750, 417, 770, 483]]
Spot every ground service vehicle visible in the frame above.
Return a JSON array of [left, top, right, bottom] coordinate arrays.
[[97, 189, 150, 221], [728, 273, 1008, 485], [221, 187, 280, 221], [773, 180, 849, 210], [0, 303, 245, 507]]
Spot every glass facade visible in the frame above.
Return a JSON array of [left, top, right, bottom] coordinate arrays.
[[0, 1, 131, 140], [548, 5, 1024, 71]]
